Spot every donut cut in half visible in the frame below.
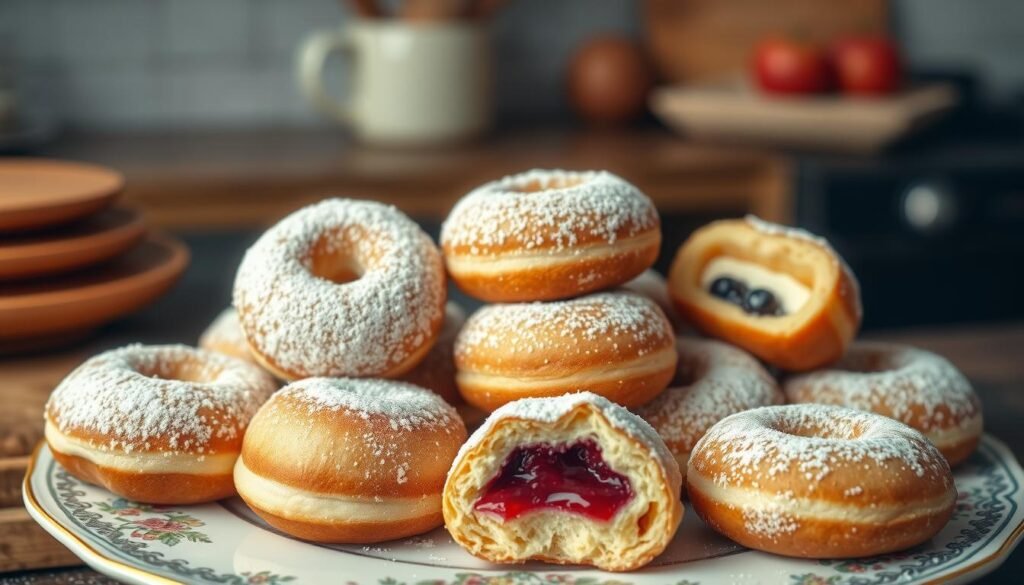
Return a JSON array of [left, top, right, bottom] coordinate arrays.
[[668, 216, 861, 371], [443, 392, 683, 572]]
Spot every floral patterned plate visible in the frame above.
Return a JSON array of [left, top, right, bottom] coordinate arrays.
[[25, 435, 1024, 585]]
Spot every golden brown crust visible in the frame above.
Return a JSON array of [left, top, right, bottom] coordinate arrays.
[[236, 379, 466, 543], [457, 351, 676, 412], [685, 405, 956, 559], [446, 232, 660, 302], [668, 218, 861, 371], [398, 303, 466, 405], [241, 500, 444, 544], [454, 293, 677, 412], [241, 392, 465, 498], [687, 484, 954, 558], [50, 450, 236, 504]]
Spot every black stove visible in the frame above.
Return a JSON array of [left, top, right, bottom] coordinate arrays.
[[795, 105, 1024, 329]]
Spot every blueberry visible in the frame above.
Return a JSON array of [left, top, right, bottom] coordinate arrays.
[[709, 277, 747, 305], [745, 288, 784, 316]]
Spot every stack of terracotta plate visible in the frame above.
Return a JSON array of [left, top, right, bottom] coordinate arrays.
[[0, 159, 189, 352]]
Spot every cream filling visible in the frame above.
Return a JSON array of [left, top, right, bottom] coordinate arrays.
[[458, 346, 676, 391], [924, 414, 984, 449], [701, 256, 811, 314], [446, 231, 658, 276], [45, 421, 237, 475], [687, 468, 955, 525], [233, 458, 440, 522]]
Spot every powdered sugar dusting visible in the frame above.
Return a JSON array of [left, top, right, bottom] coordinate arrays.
[[280, 377, 458, 433], [690, 404, 951, 538], [456, 291, 672, 361], [454, 392, 677, 478], [46, 344, 277, 454], [441, 169, 658, 253], [233, 198, 444, 378], [639, 337, 783, 456], [692, 404, 948, 488], [784, 342, 981, 432], [199, 307, 247, 349]]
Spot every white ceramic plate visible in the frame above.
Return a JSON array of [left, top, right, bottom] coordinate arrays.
[[25, 435, 1024, 585]]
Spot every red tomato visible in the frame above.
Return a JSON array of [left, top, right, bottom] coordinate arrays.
[[752, 37, 832, 95], [831, 36, 903, 96]]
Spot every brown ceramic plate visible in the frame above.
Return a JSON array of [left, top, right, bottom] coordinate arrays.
[[0, 208, 147, 281], [0, 234, 189, 346], [0, 159, 124, 233]]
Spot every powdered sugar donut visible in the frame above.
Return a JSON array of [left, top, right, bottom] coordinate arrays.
[[784, 342, 983, 467], [444, 392, 683, 571], [441, 169, 660, 302], [235, 377, 467, 543], [687, 404, 956, 559], [638, 338, 783, 475], [454, 292, 677, 412], [620, 269, 685, 330], [234, 199, 446, 381], [45, 344, 278, 504], [399, 302, 487, 429], [199, 307, 256, 364]]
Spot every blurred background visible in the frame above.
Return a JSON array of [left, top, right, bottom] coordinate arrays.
[[1, 0, 1024, 579], [3, 0, 1024, 333], [1, 0, 1023, 330]]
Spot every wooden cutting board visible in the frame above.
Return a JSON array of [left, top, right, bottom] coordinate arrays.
[[0, 350, 88, 571]]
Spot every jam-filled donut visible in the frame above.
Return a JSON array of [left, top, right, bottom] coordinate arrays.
[[399, 302, 487, 429], [784, 342, 983, 467], [620, 269, 685, 331], [454, 292, 677, 412], [668, 216, 862, 371], [638, 337, 783, 475], [687, 404, 956, 559], [444, 392, 683, 572], [199, 307, 256, 364], [441, 169, 660, 302], [234, 198, 446, 381], [235, 377, 467, 543], [45, 344, 277, 504]]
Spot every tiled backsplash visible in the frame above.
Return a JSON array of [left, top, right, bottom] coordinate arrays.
[[0, 0, 638, 129], [1, 0, 1019, 130]]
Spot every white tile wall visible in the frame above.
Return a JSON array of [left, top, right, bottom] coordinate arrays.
[[157, 0, 251, 65], [1, 0, 1020, 130]]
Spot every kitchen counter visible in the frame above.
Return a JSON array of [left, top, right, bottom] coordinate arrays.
[[1, 230, 1023, 583], [37, 127, 791, 229]]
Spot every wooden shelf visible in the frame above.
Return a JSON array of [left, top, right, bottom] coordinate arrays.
[[41, 127, 791, 229]]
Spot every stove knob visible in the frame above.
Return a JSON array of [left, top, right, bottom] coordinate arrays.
[[902, 181, 957, 233]]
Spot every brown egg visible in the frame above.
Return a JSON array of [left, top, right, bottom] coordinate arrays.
[[567, 36, 655, 125]]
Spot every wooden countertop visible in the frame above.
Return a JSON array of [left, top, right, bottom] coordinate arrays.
[[39, 127, 791, 229]]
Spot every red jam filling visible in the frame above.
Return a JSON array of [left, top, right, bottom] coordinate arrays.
[[473, 439, 633, 522]]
